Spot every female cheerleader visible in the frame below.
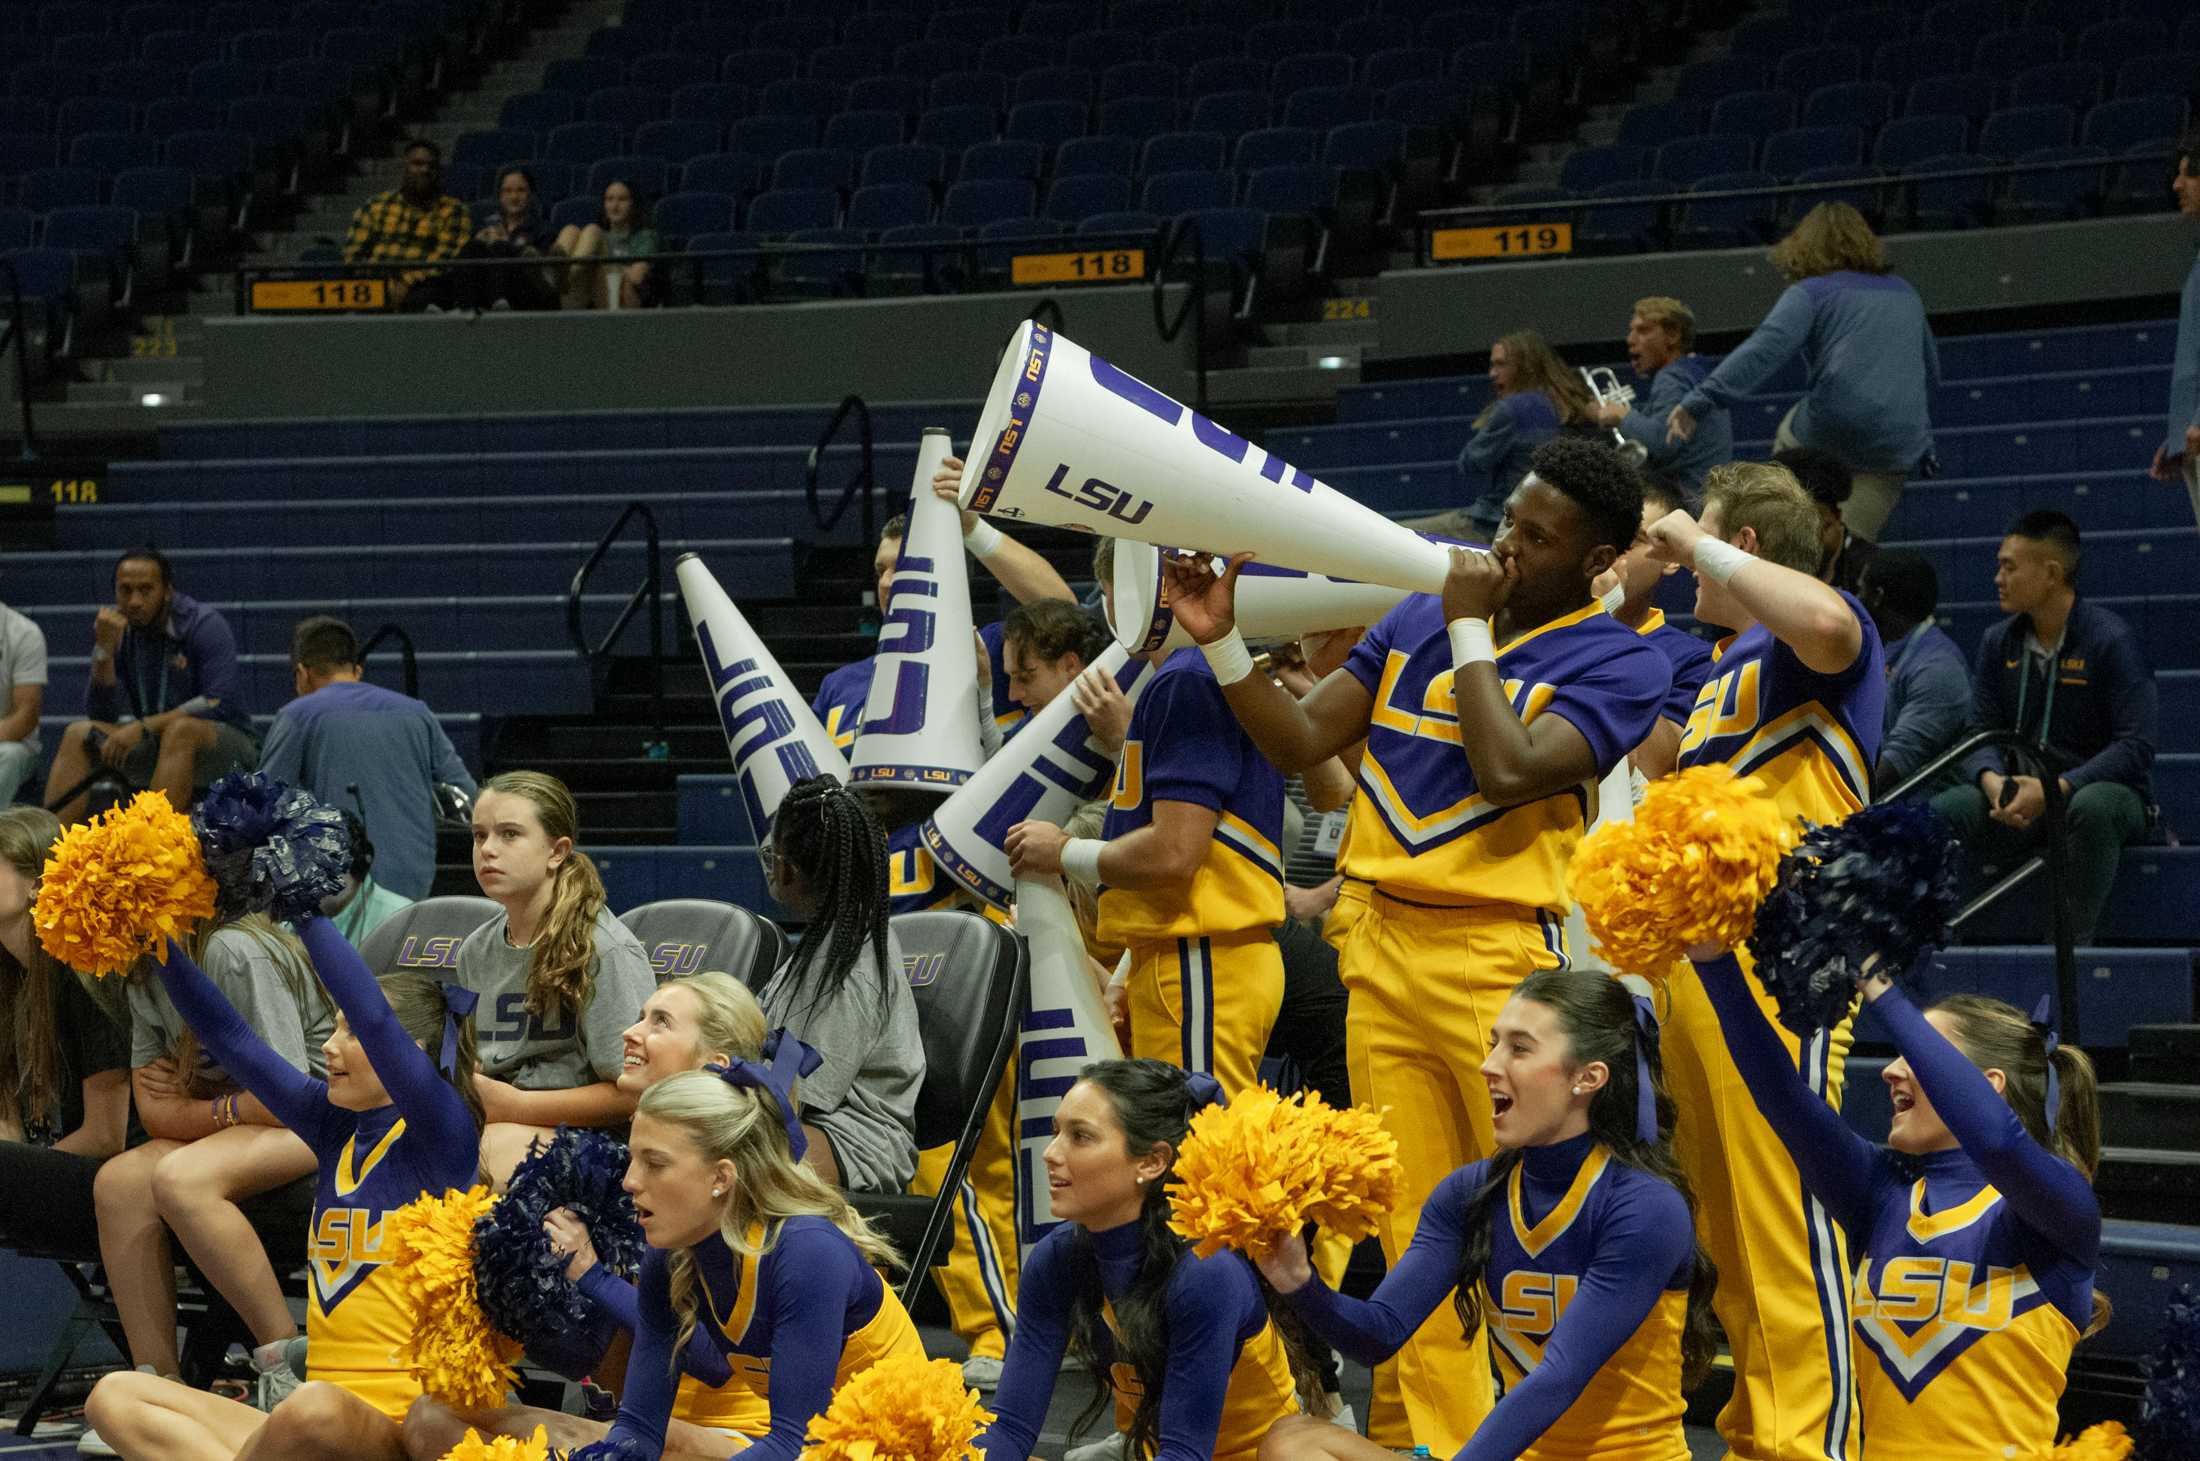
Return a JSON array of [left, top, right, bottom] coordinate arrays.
[[1689, 946, 2102, 1459], [84, 915, 482, 1460], [981, 1059, 1307, 1461], [399, 972, 777, 1460], [1256, 970, 1717, 1461], [457, 770, 656, 1185], [754, 775, 921, 1195], [570, 1046, 925, 1461]]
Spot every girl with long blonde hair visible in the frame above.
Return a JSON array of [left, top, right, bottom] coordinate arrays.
[[455, 770, 656, 1185], [1457, 329, 1595, 539]]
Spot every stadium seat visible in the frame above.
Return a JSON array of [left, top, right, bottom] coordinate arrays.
[[1558, 143, 1647, 192], [1761, 125, 1864, 179], [1920, 0, 2007, 41], [1190, 91, 1271, 136], [97, 62, 173, 107], [0, 208, 34, 252], [1323, 120, 1403, 173], [1186, 57, 1264, 102], [500, 90, 577, 136], [846, 181, 931, 232], [688, 229, 762, 304], [893, 41, 963, 80], [458, 127, 539, 172], [1272, 52, 1353, 97], [958, 139, 1044, 183], [543, 57, 624, 95], [56, 97, 132, 138], [1906, 73, 1998, 131], [941, 177, 1035, 229], [746, 186, 840, 234], [2083, 96, 2186, 152], [619, 901, 786, 991], [1673, 171, 1779, 248], [1656, 134, 1754, 186], [1014, 66, 1095, 107], [682, 151, 766, 199], [2010, 63, 2104, 118], [1908, 151, 1992, 228], [546, 196, 595, 235], [1973, 28, 2065, 76], [730, 115, 819, 159], [847, 75, 927, 117], [22, 167, 102, 213], [1675, 57, 1766, 106], [1617, 100, 1701, 150], [1242, 162, 1334, 216], [1360, 48, 1442, 95], [929, 72, 1009, 116], [770, 147, 855, 193], [43, 204, 138, 285], [756, 15, 837, 55], [759, 78, 844, 122], [778, 225, 864, 295], [1824, 6, 1911, 50], [356, 897, 501, 976], [587, 87, 669, 133], [1045, 171, 1132, 221], [858, 142, 945, 189], [1787, 165, 1884, 222], [723, 50, 801, 87], [628, 53, 720, 93], [1732, 14, 1820, 57], [1055, 134, 1139, 178], [2115, 54, 2200, 102], [1100, 95, 1178, 137], [2076, 19, 2166, 69], [916, 104, 1000, 153], [1803, 82, 1894, 134], [635, 120, 724, 165], [1005, 99, 1086, 149], [650, 190, 737, 245], [1708, 91, 1795, 143], [1775, 45, 1863, 97], [1140, 168, 1232, 215], [70, 132, 162, 174], [809, 43, 890, 86], [2105, 139, 2180, 213], [1142, 131, 1227, 177], [1079, 208, 1159, 239], [1245, 21, 1329, 65], [1104, 61, 1180, 103], [1979, 104, 2076, 159], [1998, 143, 2105, 222], [1281, 86, 1373, 132], [1064, 29, 1147, 73], [108, 165, 192, 240]]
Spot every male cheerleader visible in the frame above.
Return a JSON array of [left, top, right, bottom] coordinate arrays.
[[1644, 460, 1886, 1461], [1160, 436, 1671, 1454]]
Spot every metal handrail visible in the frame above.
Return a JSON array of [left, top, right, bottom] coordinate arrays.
[[806, 394, 875, 540], [1, 259, 37, 460], [1152, 214, 1208, 414], [1880, 728, 2079, 1046], [357, 621, 419, 700], [566, 500, 667, 757]]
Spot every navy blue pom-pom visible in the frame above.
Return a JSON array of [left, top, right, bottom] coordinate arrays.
[[566, 1437, 658, 1461], [2140, 1282, 2200, 1457], [191, 772, 352, 921], [1746, 801, 1962, 1037], [472, 1127, 644, 1365]]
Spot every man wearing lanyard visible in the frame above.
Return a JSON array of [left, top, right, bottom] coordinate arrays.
[[43, 547, 258, 819], [1859, 549, 1970, 791], [1930, 512, 2157, 943]]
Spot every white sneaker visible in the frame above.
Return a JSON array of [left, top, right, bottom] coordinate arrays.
[[252, 1348, 302, 1411], [75, 1430, 119, 1458], [959, 1354, 1003, 1391], [1329, 1403, 1359, 1433], [1065, 1432, 1128, 1461]]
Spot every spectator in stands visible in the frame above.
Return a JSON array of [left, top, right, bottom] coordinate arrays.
[[1448, 330, 1595, 541], [92, 912, 333, 1416], [1669, 202, 1939, 546], [2150, 130, 2200, 527], [757, 775, 921, 1195], [321, 809, 414, 949], [0, 809, 130, 1252], [43, 547, 257, 821], [556, 178, 657, 311], [1930, 512, 2157, 944], [343, 138, 471, 313], [257, 615, 476, 903], [456, 770, 655, 1187], [1775, 444, 1873, 593], [441, 166, 562, 313], [1860, 549, 1971, 792], [0, 592, 46, 805], [1588, 296, 1730, 495]]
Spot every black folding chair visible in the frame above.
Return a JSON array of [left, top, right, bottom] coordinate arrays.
[[619, 899, 788, 989], [356, 895, 501, 975]]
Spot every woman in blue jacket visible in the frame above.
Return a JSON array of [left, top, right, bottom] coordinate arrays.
[[1456, 331, 1594, 538]]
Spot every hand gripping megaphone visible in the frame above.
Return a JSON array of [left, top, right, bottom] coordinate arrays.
[[849, 427, 987, 798], [1107, 538, 1425, 655], [1012, 874, 1123, 1247], [676, 553, 851, 842], [919, 642, 1152, 909], [958, 322, 1453, 595]]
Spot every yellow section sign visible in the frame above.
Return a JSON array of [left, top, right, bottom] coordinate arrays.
[[250, 278, 389, 311], [1430, 223, 1574, 261], [1010, 249, 1147, 286]]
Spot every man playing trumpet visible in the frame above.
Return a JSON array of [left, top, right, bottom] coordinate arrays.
[[1587, 296, 1732, 496]]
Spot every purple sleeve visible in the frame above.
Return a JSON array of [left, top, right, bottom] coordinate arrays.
[[980, 1228, 1078, 1458], [1692, 954, 1885, 1233], [746, 1227, 872, 1461], [1537, 638, 1672, 778], [576, 1261, 733, 1389], [1151, 1252, 1269, 1461], [1658, 634, 1715, 728], [1872, 988, 2100, 1263], [1290, 1167, 1478, 1366], [590, 1250, 677, 1458], [1454, 1179, 1695, 1461], [152, 943, 332, 1147], [1341, 599, 1406, 697], [296, 917, 472, 1154], [1138, 671, 1242, 813]]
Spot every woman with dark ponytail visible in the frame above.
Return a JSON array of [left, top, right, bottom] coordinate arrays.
[[758, 775, 920, 1194], [1256, 970, 1716, 1461], [981, 1059, 1306, 1461], [1688, 944, 2103, 1460]]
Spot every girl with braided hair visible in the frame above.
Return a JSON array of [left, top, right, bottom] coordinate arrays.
[[757, 774, 921, 1193]]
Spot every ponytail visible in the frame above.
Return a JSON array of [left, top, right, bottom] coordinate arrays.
[[769, 776, 891, 1024], [480, 771, 606, 1024]]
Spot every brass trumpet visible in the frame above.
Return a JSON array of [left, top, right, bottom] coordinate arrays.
[[1581, 366, 1649, 467]]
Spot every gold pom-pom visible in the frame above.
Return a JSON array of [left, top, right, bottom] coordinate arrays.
[[1166, 1084, 1402, 1262], [34, 791, 217, 976], [2051, 1421, 2134, 1461], [441, 1427, 553, 1461], [382, 1185, 522, 1411], [1567, 764, 1797, 979], [802, 1353, 993, 1461]]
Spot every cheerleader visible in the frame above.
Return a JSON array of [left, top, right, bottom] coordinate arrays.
[[981, 1060, 1307, 1461], [569, 1041, 925, 1461], [84, 917, 482, 1460], [1256, 971, 1717, 1461], [1689, 947, 2103, 1460]]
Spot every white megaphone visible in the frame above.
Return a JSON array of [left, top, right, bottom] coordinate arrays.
[[959, 322, 1453, 595], [920, 643, 1152, 909], [1012, 874, 1123, 1248], [849, 427, 986, 798], [677, 553, 851, 843], [1109, 538, 1425, 655]]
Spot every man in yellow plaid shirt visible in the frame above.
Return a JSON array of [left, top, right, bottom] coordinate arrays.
[[343, 140, 471, 309]]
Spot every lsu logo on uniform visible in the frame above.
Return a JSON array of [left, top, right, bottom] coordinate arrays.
[[1369, 652, 1559, 747], [648, 942, 706, 980], [1678, 659, 1763, 756], [1853, 1257, 2022, 1332], [1495, 1270, 1580, 1335], [1109, 742, 1145, 811]]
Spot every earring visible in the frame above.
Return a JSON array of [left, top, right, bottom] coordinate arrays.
[[711, 1187, 725, 1198], [1135, 1176, 1146, 1186]]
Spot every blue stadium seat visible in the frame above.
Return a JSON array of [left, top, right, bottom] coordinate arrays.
[[1762, 125, 1864, 179], [1787, 165, 1884, 221], [649, 189, 737, 244], [929, 71, 1009, 116], [0, 99, 50, 136], [756, 16, 837, 54], [1616, 100, 1700, 150], [1064, 29, 1146, 73], [1973, 27, 2064, 76], [1244, 21, 1328, 65], [1998, 143, 2104, 221], [1014, 66, 1093, 107], [1908, 152, 1994, 227], [1142, 130, 1227, 176], [1879, 38, 1970, 98], [1675, 57, 1766, 106], [1906, 73, 1997, 129], [0, 132, 56, 178], [1824, 7, 1911, 50], [979, 37, 1053, 78], [847, 75, 927, 117], [1190, 91, 1271, 136], [97, 63, 172, 106], [189, 60, 265, 102], [1775, 45, 1863, 97], [859, 142, 945, 188], [959, 139, 1044, 182], [1140, 168, 1232, 214], [1708, 90, 1795, 142], [457, 128, 538, 172], [723, 50, 801, 87], [1419, 7, 1483, 53], [1104, 61, 1179, 103], [1875, 112, 1969, 168], [2105, 139, 2179, 212], [1272, 52, 1353, 97], [2009, 62, 2103, 117], [1188, 205, 1266, 266], [108, 165, 191, 235], [2115, 54, 2200, 102], [745, 186, 840, 234], [545, 196, 594, 235], [22, 167, 102, 212], [672, 83, 754, 127], [894, 41, 963, 80], [1158, 25, 1236, 68], [43, 204, 137, 281], [123, 4, 199, 40], [1020, 1, 1080, 35], [972, 217, 1062, 280], [1281, 86, 1373, 131], [2076, 18, 2166, 69], [628, 53, 720, 93], [1732, 14, 1820, 57], [1920, 0, 2007, 41], [759, 78, 844, 122], [1005, 99, 1086, 148], [1656, 133, 1754, 186], [1078, 208, 1159, 238], [1045, 171, 1133, 221], [1330, 16, 1392, 59], [269, 58, 359, 111], [1242, 162, 1334, 215], [1558, 143, 1647, 192], [1450, 41, 1529, 91], [846, 181, 931, 232], [585, 155, 670, 200], [1100, 95, 1178, 137], [1055, 134, 1139, 177], [809, 43, 889, 86], [543, 57, 625, 95], [1361, 48, 1442, 93], [1674, 170, 1779, 248], [0, 208, 34, 252], [730, 114, 819, 158], [1979, 103, 2075, 158], [821, 111, 903, 156], [683, 151, 766, 198], [53, 35, 114, 73], [770, 147, 855, 193], [916, 104, 1000, 153], [70, 132, 162, 174], [162, 128, 252, 188], [140, 28, 221, 70], [1187, 58, 1265, 101], [942, 177, 1036, 229], [635, 120, 724, 164], [2082, 95, 2186, 151], [868, 221, 963, 291], [1324, 120, 1403, 172], [1803, 81, 1894, 133]]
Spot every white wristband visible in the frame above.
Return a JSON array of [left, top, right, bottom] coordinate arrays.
[[1447, 617, 1495, 668], [963, 519, 1005, 559], [1692, 537, 1752, 586], [1061, 838, 1105, 888], [1197, 628, 1256, 686]]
